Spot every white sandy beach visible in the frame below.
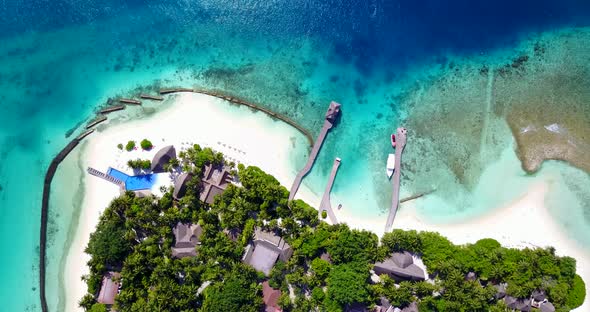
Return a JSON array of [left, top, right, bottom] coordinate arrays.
[[64, 92, 587, 311], [63, 93, 312, 312]]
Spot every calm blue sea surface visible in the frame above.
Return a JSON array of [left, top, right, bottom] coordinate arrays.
[[1, 1, 589, 310]]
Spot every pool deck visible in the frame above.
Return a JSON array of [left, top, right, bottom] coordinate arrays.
[[318, 158, 341, 224], [384, 127, 408, 233]]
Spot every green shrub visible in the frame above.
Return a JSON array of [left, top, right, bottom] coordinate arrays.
[[117, 143, 123, 150], [140, 139, 153, 150], [88, 303, 107, 312], [321, 210, 327, 219], [125, 140, 135, 151], [567, 274, 586, 309], [127, 159, 151, 170]]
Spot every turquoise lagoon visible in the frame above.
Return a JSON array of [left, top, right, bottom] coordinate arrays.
[[0, 1, 590, 310]]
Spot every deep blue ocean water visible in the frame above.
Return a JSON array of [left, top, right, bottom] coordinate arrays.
[[1, 1, 590, 310]]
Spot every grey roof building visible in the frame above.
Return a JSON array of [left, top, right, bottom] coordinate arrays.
[[242, 228, 293, 275], [199, 164, 232, 205], [494, 283, 507, 299], [151, 145, 176, 173], [532, 290, 546, 302], [505, 296, 531, 311], [539, 301, 555, 312], [374, 252, 426, 282], [97, 271, 120, 305], [325, 101, 341, 123], [173, 172, 193, 200], [401, 302, 419, 312], [171, 222, 203, 258]]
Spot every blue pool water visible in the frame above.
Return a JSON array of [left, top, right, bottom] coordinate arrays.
[[0, 1, 589, 311], [106, 168, 156, 191]]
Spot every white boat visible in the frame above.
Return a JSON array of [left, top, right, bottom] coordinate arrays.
[[386, 153, 395, 179]]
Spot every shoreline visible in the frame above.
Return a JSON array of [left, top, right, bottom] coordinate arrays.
[[62, 92, 313, 312], [58, 93, 588, 311], [333, 180, 590, 311]]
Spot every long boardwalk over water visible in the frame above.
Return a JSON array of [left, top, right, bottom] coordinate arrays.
[[319, 158, 341, 224], [384, 127, 408, 232], [288, 101, 341, 202]]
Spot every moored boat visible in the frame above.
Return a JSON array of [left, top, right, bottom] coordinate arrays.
[[391, 134, 396, 148], [386, 153, 395, 178]]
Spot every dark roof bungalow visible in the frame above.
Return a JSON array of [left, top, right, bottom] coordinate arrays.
[[374, 252, 425, 282], [494, 283, 507, 300], [242, 228, 293, 275], [97, 271, 120, 305], [171, 222, 203, 258], [539, 301, 555, 312], [173, 172, 193, 200], [505, 296, 531, 311], [199, 164, 232, 205], [151, 145, 176, 173]]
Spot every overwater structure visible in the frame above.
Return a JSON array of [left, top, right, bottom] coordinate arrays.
[[288, 101, 341, 202]]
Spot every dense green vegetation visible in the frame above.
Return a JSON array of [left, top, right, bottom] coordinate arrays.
[[125, 140, 135, 151], [117, 143, 123, 150], [126, 158, 151, 170], [81, 144, 585, 312], [140, 139, 153, 150]]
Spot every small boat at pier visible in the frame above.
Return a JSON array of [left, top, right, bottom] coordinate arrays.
[[391, 134, 396, 148], [386, 153, 395, 179]]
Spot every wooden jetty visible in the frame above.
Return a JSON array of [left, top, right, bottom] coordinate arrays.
[[87, 167, 124, 186], [39, 127, 95, 312], [319, 158, 341, 224], [289, 101, 341, 202], [385, 127, 408, 232], [99, 105, 125, 114], [140, 94, 164, 101], [76, 128, 95, 140], [159, 88, 193, 94], [85, 116, 107, 129], [400, 189, 435, 204], [119, 98, 141, 105]]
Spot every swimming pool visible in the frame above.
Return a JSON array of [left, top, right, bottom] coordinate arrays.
[[107, 167, 157, 191]]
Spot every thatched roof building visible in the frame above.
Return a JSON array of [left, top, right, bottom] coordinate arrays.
[[539, 301, 555, 312], [171, 222, 202, 258], [325, 101, 341, 123], [242, 228, 293, 275], [505, 296, 531, 311], [173, 172, 193, 200], [374, 252, 425, 282], [199, 164, 232, 205], [151, 145, 176, 173]]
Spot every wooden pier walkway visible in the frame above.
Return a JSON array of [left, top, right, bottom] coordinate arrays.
[[288, 101, 341, 202], [87, 167, 124, 186], [384, 127, 408, 232], [119, 98, 141, 105], [99, 105, 125, 114], [319, 158, 341, 224], [140, 94, 164, 101], [85, 116, 107, 129]]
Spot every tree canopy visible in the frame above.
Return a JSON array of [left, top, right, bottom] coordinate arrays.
[[80, 146, 586, 312]]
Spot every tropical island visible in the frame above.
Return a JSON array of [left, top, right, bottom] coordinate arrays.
[[78, 142, 585, 312]]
